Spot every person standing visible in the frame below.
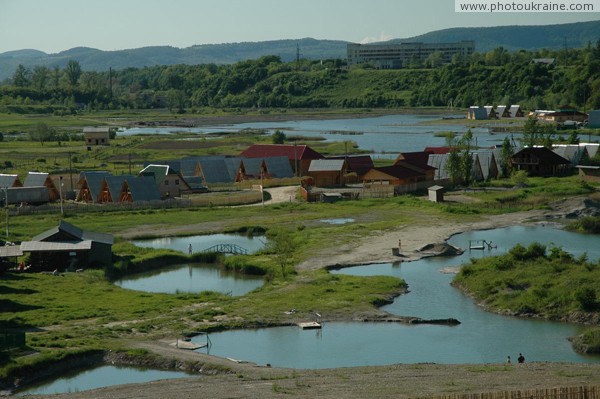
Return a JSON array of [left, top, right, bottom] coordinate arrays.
[[506, 355, 511, 364], [188, 243, 193, 255], [517, 353, 525, 363]]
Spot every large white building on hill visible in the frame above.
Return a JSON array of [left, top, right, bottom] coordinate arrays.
[[347, 40, 475, 69]]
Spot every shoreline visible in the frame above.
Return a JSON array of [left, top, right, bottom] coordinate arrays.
[[7, 207, 596, 398], [125, 107, 452, 128]]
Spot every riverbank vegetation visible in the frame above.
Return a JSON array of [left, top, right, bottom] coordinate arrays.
[[567, 216, 600, 234], [2, 43, 600, 116], [1, 171, 599, 387], [453, 242, 600, 352]]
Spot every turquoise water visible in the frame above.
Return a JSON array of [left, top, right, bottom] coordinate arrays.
[[114, 263, 264, 296], [16, 365, 194, 396], [192, 226, 600, 368]]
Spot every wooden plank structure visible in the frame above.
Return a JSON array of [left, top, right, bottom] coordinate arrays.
[[297, 321, 322, 330], [420, 385, 600, 399], [172, 340, 206, 350]]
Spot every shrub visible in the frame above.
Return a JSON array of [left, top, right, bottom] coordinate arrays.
[[575, 286, 598, 311]]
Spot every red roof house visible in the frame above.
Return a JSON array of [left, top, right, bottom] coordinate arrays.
[[240, 144, 324, 177]]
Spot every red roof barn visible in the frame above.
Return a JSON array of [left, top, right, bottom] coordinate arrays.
[[240, 144, 324, 177]]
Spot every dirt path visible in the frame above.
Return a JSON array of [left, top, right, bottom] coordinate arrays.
[[38, 339, 600, 399], [297, 207, 548, 271], [59, 198, 596, 399]]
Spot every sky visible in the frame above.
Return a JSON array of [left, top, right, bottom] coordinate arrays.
[[0, 0, 598, 54]]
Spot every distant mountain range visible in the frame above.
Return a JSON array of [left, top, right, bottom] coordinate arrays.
[[0, 20, 598, 81]]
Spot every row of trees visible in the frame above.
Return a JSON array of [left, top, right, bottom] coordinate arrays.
[[2, 43, 600, 113]]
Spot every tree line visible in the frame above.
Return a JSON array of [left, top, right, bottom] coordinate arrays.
[[1, 42, 599, 115]]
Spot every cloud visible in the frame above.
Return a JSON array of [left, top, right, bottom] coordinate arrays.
[[359, 32, 394, 44]]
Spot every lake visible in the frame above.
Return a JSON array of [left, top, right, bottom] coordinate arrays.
[[118, 114, 516, 155], [191, 225, 600, 368], [114, 263, 264, 296], [16, 365, 194, 396]]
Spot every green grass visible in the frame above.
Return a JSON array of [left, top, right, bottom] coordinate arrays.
[[453, 242, 600, 318]]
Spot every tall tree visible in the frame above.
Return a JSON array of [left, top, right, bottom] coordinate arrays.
[[64, 60, 82, 88], [460, 129, 474, 185], [30, 123, 53, 146], [31, 65, 50, 91], [12, 64, 31, 87], [500, 136, 514, 177], [268, 230, 296, 278]]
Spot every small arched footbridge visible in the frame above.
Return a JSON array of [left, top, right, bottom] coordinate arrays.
[[201, 244, 249, 255]]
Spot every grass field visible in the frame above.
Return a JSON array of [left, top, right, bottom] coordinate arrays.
[[1, 109, 600, 389]]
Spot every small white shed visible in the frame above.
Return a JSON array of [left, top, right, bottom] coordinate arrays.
[[428, 185, 444, 203]]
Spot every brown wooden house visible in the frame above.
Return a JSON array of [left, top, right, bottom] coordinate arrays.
[[24, 172, 60, 201], [240, 144, 324, 177], [307, 159, 347, 187], [362, 164, 427, 185], [394, 151, 436, 181], [511, 147, 571, 177], [20, 220, 113, 271]]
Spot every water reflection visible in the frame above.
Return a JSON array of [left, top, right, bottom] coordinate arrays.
[[114, 263, 264, 296], [320, 218, 355, 225], [131, 233, 266, 255], [17, 365, 194, 396], [118, 114, 514, 154]]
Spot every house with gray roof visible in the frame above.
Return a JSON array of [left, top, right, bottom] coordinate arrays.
[[264, 156, 294, 179], [467, 106, 489, 120], [20, 220, 113, 271], [76, 171, 111, 203], [0, 174, 23, 188], [473, 151, 498, 180], [509, 105, 524, 118], [24, 172, 60, 201], [196, 157, 238, 185], [119, 176, 161, 202], [83, 127, 110, 147], [140, 164, 191, 199], [308, 159, 347, 187], [496, 105, 510, 118], [552, 145, 587, 167], [427, 154, 450, 180]]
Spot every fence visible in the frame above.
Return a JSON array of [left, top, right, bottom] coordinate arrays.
[[9, 198, 192, 216], [422, 385, 600, 399]]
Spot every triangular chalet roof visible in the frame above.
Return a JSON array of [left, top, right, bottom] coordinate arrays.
[[240, 144, 324, 161]]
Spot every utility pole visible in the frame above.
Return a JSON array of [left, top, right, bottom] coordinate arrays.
[[4, 187, 9, 239], [260, 169, 264, 207], [59, 176, 64, 217], [296, 43, 301, 71], [68, 151, 73, 193]]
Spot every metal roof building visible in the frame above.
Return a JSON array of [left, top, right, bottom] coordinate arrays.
[[21, 220, 113, 271]]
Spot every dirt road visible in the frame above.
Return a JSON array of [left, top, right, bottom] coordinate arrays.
[[37, 340, 600, 399]]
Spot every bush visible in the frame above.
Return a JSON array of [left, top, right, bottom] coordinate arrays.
[[575, 286, 598, 311]]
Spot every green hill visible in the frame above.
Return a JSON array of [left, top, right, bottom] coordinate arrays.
[[1, 20, 598, 81]]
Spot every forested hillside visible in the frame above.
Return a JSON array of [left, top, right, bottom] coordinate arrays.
[[1, 43, 599, 118], [1, 20, 598, 82]]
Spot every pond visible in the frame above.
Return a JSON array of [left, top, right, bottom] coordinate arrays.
[[16, 365, 194, 396], [131, 233, 267, 255], [319, 218, 355, 225], [191, 225, 600, 369], [114, 263, 264, 296], [118, 114, 516, 155]]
